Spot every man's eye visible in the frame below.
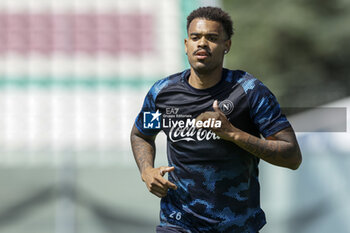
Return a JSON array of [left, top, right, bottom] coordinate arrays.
[[191, 36, 199, 41], [207, 36, 217, 42]]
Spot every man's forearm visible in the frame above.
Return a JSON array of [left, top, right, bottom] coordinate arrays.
[[229, 128, 302, 170], [130, 125, 177, 197], [130, 125, 156, 174], [196, 101, 302, 170]]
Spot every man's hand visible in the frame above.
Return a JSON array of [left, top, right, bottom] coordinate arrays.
[[196, 100, 302, 170], [141, 166, 177, 198], [195, 100, 237, 140]]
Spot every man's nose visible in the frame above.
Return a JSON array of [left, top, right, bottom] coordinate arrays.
[[198, 37, 208, 47]]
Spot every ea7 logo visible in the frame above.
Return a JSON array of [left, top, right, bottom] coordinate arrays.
[[143, 110, 162, 129], [166, 107, 179, 115]]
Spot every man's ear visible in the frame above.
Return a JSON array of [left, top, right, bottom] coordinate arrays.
[[224, 39, 231, 53], [184, 38, 188, 54]]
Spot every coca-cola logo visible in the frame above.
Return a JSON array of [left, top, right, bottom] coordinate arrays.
[[169, 126, 220, 142], [162, 113, 222, 142], [164, 118, 221, 142]]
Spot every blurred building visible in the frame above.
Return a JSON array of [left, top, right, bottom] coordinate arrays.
[[0, 0, 217, 233], [0, 0, 349, 233]]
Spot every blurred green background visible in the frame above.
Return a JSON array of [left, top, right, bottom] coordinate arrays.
[[224, 0, 350, 107]]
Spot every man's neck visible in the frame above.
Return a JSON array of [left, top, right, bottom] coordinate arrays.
[[188, 66, 223, 89]]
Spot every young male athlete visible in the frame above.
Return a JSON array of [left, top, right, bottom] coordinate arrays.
[[130, 6, 302, 233]]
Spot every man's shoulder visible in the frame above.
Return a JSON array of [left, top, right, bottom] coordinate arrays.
[[226, 69, 265, 95], [147, 70, 188, 98]]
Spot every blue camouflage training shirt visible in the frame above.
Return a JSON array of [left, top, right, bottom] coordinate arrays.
[[135, 68, 291, 233]]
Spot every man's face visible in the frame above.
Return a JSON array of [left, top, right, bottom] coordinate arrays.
[[185, 18, 231, 74]]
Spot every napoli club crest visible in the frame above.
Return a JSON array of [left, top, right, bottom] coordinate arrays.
[[219, 99, 234, 115]]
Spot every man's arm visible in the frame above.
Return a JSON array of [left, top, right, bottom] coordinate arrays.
[[196, 101, 302, 170], [130, 124, 177, 198], [229, 127, 302, 170]]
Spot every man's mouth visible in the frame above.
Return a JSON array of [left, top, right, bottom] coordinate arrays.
[[194, 50, 211, 59]]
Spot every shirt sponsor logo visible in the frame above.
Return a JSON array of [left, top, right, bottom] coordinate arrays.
[[168, 125, 220, 142], [163, 118, 221, 142], [143, 110, 161, 129]]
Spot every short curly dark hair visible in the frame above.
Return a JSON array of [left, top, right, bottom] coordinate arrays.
[[187, 6, 234, 39]]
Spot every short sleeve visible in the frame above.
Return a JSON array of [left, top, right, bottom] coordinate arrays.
[[246, 78, 291, 138], [134, 78, 169, 136]]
